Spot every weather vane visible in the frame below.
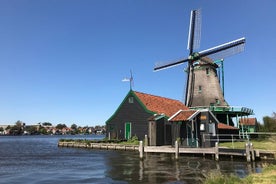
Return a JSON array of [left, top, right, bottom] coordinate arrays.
[[122, 70, 134, 90]]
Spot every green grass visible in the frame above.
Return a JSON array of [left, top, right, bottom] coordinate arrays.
[[219, 138, 276, 151], [59, 136, 140, 145], [204, 172, 242, 184], [119, 136, 139, 145], [204, 164, 276, 184]]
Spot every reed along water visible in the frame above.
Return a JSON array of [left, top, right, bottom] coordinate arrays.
[[0, 135, 273, 184]]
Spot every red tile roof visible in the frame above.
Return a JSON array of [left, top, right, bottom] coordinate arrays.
[[169, 110, 197, 122], [218, 123, 239, 130], [239, 118, 257, 126], [134, 91, 189, 117]]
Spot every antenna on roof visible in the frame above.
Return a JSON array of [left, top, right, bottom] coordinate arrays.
[[122, 70, 134, 90]]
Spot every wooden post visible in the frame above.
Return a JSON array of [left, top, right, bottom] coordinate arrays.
[[231, 134, 234, 149], [144, 135, 148, 146], [245, 143, 251, 162], [215, 142, 219, 161], [139, 141, 144, 159], [175, 140, 179, 160], [250, 143, 255, 161]]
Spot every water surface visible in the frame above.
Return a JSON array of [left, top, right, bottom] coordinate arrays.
[[0, 135, 272, 183]]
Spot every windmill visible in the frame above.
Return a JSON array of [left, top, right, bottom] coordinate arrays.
[[154, 9, 245, 108]]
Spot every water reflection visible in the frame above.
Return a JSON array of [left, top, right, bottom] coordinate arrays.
[[105, 151, 274, 184], [0, 136, 274, 184]]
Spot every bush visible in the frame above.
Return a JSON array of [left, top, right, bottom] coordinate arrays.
[[59, 137, 139, 145], [204, 172, 242, 184]]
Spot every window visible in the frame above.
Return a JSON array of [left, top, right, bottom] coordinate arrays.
[[209, 123, 216, 136], [216, 99, 220, 105], [198, 85, 202, 93], [206, 68, 210, 75], [200, 123, 205, 131], [128, 97, 134, 103]]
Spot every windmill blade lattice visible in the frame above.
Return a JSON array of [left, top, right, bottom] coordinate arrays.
[[198, 37, 245, 61], [187, 9, 202, 53], [154, 58, 189, 71]]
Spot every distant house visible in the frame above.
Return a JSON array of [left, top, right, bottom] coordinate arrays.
[[106, 90, 223, 147], [239, 118, 257, 133]]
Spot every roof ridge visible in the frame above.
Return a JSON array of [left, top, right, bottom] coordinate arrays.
[[133, 90, 189, 117], [133, 91, 183, 103]]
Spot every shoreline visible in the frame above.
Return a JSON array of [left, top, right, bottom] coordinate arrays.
[[58, 140, 276, 162], [58, 141, 139, 151]]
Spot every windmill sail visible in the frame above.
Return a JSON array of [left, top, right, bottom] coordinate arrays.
[[187, 9, 202, 53], [199, 37, 245, 61], [154, 58, 189, 71]]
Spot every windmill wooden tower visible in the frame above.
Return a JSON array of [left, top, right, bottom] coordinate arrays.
[[154, 9, 253, 127]]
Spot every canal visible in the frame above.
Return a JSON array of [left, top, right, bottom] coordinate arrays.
[[0, 135, 274, 184]]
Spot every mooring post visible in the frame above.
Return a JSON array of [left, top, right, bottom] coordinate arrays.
[[139, 141, 144, 159], [245, 143, 251, 162], [175, 140, 179, 160], [250, 142, 255, 161], [144, 135, 148, 147], [215, 142, 219, 161]]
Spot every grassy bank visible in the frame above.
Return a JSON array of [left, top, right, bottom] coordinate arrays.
[[204, 164, 276, 184], [59, 136, 140, 145], [219, 137, 276, 151]]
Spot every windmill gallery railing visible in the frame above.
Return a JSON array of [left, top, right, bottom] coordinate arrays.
[[190, 106, 254, 115]]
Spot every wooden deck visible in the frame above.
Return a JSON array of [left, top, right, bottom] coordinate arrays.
[[143, 145, 275, 161], [145, 146, 215, 154], [58, 141, 275, 162], [144, 146, 248, 157]]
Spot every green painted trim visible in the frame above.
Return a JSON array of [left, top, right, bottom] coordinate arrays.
[[105, 90, 160, 125], [106, 90, 133, 124]]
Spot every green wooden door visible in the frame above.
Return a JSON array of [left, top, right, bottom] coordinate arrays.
[[125, 122, 131, 140]]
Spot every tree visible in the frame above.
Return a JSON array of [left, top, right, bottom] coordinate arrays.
[[272, 112, 276, 119], [262, 112, 276, 132], [256, 121, 264, 132], [9, 120, 24, 135], [15, 120, 23, 127], [71, 124, 77, 130], [5, 125, 10, 130], [25, 126, 38, 135], [42, 122, 52, 126], [56, 123, 67, 130], [39, 127, 48, 135]]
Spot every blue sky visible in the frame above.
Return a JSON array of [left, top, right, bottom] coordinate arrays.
[[0, 0, 275, 126]]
